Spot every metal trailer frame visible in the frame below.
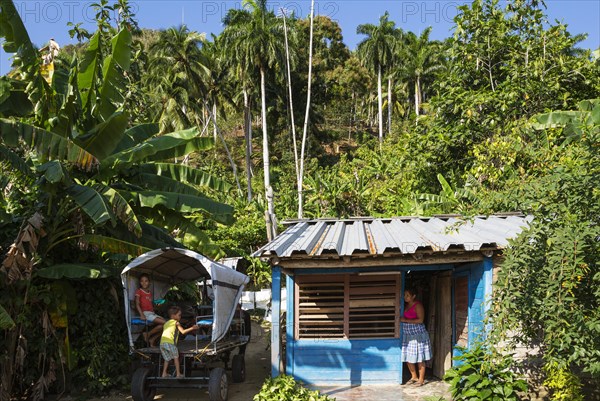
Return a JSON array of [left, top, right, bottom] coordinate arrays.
[[122, 248, 250, 401]]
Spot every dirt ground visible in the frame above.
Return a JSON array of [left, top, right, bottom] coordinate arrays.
[[89, 321, 271, 401], [83, 321, 454, 401]]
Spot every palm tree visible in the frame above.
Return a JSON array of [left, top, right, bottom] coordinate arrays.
[[222, 0, 284, 240], [146, 25, 209, 133], [357, 12, 400, 143], [400, 27, 444, 116]]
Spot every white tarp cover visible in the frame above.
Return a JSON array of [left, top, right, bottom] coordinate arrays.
[[121, 248, 249, 348]]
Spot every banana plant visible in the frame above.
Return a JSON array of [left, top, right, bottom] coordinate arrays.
[[531, 99, 600, 146], [418, 174, 479, 215], [0, 0, 234, 264]]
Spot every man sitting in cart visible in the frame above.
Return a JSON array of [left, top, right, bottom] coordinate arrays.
[[135, 273, 166, 346], [160, 305, 199, 377]]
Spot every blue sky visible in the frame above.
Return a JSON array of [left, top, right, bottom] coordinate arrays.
[[1, 0, 599, 75]]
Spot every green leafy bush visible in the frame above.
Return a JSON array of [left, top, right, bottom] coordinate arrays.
[[543, 362, 584, 401], [253, 375, 335, 401], [444, 345, 527, 401]]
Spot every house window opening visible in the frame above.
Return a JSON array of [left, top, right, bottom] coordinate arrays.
[[296, 274, 401, 339]]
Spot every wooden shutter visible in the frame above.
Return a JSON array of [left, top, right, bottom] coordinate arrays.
[[297, 275, 345, 338], [348, 275, 398, 338]]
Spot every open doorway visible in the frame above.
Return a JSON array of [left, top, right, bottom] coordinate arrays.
[[403, 270, 453, 380]]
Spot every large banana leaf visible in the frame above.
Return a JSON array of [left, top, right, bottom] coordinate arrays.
[[75, 110, 129, 160], [81, 234, 149, 256], [37, 160, 65, 183], [78, 31, 101, 115], [105, 222, 183, 250], [532, 111, 586, 130], [66, 184, 111, 225], [95, 185, 142, 237], [113, 123, 160, 153], [0, 0, 36, 63], [0, 118, 97, 169], [139, 163, 233, 192], [0, 304, 15, 330], [128, 173, 212, 196], [0, 145, 31, 176], [0, 77, 33, 117], [36, 263, 116, 279], [147, 137, 215, 162], [133, 190, 234, 225], [99, 127, 211, 170], [532, 99, 600, 145], [98, 28, 132, 120], [136, 208, 221, 256], [52, 60, 82, 137]]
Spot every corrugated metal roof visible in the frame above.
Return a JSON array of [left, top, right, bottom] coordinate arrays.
[[253, 215, 533, 259]]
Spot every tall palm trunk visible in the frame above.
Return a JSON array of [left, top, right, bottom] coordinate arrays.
[[243, 88, 253, 202], [260, 66, 276, 240], [387, 76, 392, 135], [349, 91, 356, 141], [212, 102, 218, 141], [415, 75, 422, 116], [377, 64, 383, 144], [298, 0, 315, 219]]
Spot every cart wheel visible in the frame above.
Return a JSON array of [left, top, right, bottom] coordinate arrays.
[[208, 367, 228, 401], [131, 368, 156, 401], [231, 354, 245, 383]]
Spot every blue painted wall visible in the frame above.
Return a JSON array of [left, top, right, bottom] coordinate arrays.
[[290, 338, 402, 385], [454, 259, 489, 349], [279, 261, 493, 384]]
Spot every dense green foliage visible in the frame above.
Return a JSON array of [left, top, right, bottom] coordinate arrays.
[[444, 345, 528, 400], [0, 0, 599, 398], [543, 362, 585, 401], [487, 100, 600, 396]]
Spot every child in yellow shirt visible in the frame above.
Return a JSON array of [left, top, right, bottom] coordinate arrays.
[[160, 306, 198, 377]]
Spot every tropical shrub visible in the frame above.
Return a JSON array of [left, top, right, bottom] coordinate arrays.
[[253, 374, 335, 401], [488, 100, 600, 381], [444, 345, 527, 401], [543, 362, 584, 401]]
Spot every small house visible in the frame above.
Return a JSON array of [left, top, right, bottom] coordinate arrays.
[[253, 214, 531, 385]]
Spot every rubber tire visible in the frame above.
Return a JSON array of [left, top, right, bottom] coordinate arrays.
[[208, 367, 228, 401], [131, 368, 156, 401], [231, 354, 246, 383]]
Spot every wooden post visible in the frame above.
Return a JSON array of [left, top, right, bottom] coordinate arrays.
[[271, 266, 282, 377]]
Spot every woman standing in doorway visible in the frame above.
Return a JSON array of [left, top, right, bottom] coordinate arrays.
[[400, 287, 432, 386]]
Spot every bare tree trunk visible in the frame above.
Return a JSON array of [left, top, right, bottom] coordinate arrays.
[[243, 88, 253, 202], [261, 67, 276, 240], [206, 103, 243, 195], [387, 76, 393, 136], [377, 64, 383, 145], [298, 0, 315, 219], [281, 9, 299, 184]]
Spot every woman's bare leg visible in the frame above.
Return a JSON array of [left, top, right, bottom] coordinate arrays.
[[406, 362, 418, 381], [418, 362, 426, 384]]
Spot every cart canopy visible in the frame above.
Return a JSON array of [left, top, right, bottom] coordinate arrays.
[[121, 248, 249, 347]]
